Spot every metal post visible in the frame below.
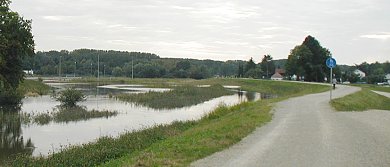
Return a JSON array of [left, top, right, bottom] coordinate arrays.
[[330, 67, 333, 101]]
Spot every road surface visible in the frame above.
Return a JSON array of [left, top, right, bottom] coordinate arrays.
[[192, 85, 390, 167]]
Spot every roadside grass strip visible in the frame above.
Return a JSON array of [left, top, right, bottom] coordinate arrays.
[[331, 88, 390, 111], [102, 101, 273, 166]]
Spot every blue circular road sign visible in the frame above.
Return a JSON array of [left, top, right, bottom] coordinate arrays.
[[326, 57, 336, 68]]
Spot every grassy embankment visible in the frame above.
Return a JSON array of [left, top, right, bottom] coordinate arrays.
[[116, 84, 234, 109], [352, 84, 390, 93], [331, 87, 390, 111], [18, 79, 51, 96], [12, 79, 328, 166]]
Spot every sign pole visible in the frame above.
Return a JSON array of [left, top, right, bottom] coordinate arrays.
[[326, 56, 336, 101], [330, 67, 332, 101]]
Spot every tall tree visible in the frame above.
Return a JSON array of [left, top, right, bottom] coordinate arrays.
[[245, 57, 256, 74], [286, 45, 311, 80], [301, 36, 331, 82], [286, 36, 330, 82], [260, 54, 275, 78], [0, 0, 34, 104]]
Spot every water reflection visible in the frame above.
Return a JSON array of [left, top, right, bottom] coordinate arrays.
[[0, 105, 34, 163], [5, 83, 273, 159]]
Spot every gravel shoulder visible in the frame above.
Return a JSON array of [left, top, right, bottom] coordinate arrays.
[[372, 90, 390, 98], [192, 85, 390, 167]]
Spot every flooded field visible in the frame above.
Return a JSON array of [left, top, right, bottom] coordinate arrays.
[[0, 83, 266, 161]]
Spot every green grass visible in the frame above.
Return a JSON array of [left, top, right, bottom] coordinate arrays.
[[11, 121, 196, 166], [331, 88, 390, 111], [74, 77, 328, 97], [21, 106, 118, 125], [18, 79, 51, 96], [352, 84, 390, 93], [12, 78, 329, 166], [116, 84, 234, 109], [102, 101, 273, 167]]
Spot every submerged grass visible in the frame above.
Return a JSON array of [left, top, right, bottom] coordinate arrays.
[[116, 84, 234, 109], [21, 106, 118, 125], [12, 78, 329, 166], [331, 88, 390, 111]]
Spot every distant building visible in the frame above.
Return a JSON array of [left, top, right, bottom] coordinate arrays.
[[291, 74, 297, 81], [275, 68, 286, 76], [353, 69, 366, 79], [23, 70, 34, 75], [385, 74, 390, 84], [271, 72, 283, 80]]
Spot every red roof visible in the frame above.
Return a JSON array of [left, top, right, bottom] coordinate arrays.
[[275, 68, 285, 75], [271, 72, 283, 78]]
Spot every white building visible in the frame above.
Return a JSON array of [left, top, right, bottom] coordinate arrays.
[[385, 74, 390, 85], [23, 70, 34, 75], [353, 69, 366, 79]]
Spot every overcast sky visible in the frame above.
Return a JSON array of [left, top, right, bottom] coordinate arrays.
[[10, 0, 390, 65]]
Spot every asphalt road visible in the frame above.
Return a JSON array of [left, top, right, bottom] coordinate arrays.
[[192, 85, 390, 167]]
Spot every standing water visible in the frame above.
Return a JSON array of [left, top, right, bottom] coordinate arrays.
[[0, 83, 267, 161]]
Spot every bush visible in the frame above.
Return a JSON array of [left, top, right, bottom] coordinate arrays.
[[54, 88, 86, 107], [0, 89, 23, 106]]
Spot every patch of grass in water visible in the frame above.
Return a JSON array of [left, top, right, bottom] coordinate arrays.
[[331, 88, 390, 111], [116, 84, 234, 109], [18, 80, 51, 96], [21, 106, 118, 125]]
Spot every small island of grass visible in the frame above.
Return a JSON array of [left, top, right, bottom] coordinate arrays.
[[116, 84, 235, 109]]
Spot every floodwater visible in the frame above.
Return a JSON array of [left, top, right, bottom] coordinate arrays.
[[0, 83, 267, 161]]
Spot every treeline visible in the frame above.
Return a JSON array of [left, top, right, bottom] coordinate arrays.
[[22, 49, 243, 79], [338, 62, 390, 84], [285, 35, 390, 84]]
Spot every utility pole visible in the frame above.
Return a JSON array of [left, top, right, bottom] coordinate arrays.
[[103, 64, 106, 78], [132, 58, 134, 79], [74, 61, 77, 77], [98, 54, 100, 83], [90, 63, 93, 77], [59, 56, 62, 81], [97, 54, 100, 108]]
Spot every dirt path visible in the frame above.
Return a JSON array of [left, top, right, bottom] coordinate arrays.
[[192, 85, 390, 167]]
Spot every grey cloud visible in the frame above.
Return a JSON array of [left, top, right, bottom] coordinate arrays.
[[10, 0, 390, 64]]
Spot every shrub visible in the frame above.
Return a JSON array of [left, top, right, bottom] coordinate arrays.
[[54, 88, 86, 107]]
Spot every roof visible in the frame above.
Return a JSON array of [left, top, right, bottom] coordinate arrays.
[[275, 68, 286, 74], [271, 72, 283, 78]]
